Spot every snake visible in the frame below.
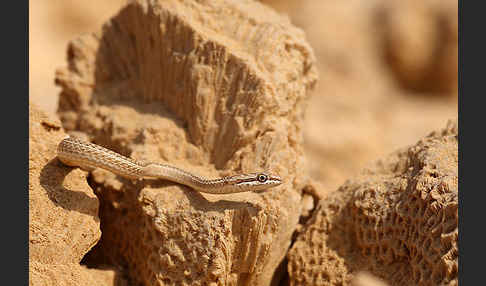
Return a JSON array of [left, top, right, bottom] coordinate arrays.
[[57, 137, 282, 194]]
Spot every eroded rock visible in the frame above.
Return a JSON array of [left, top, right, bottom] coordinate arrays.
[[29, 261, 125, 286], [288, 120, 458, 286], [29, 103, 100, 264], [55, 0, 318, 285], [29, 103, 121, 285]]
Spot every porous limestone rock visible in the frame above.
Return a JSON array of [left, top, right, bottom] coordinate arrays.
[[55, 0, 318, 285], [287, 120, 458, 286], [29, 103, 120, 285]]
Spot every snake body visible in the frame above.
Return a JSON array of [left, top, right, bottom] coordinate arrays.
[[57, 137, 282, 194]]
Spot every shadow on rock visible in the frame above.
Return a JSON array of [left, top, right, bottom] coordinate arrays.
[[40, 158, 100, 217]]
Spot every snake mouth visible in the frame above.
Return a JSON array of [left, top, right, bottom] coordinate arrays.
[[269, 175, 282, 183]]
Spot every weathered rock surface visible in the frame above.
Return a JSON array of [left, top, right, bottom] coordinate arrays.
[[31, 0, 458, 285], [29, 103, 121, 285], [55, 0, 318, 285], [351, 272, 389, 286], [287, 120, 458, 286], [29, 261, 124, 286], [29, 103, 100, 264]]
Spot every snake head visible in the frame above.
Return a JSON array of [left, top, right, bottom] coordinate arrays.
[[226, 172, 282, 192]]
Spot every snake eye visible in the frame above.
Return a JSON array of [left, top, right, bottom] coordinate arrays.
[[257, 174, 268, 183]]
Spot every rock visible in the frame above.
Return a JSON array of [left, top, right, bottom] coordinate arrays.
[[29, 261, 126, 286], [304, 92, 457, 193], [29, 103, 100, 264], [260, 0, 457, 194], [270, 0, 458, 95], [55, 0, 318, 285], [287, 120, 458, 286], [29, 103, 121, 285], [351, 272, 389, 286], [267, 0, 396, 95], [378, 0, 458, 94]]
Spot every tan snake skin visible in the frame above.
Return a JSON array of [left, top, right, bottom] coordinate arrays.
[[57, 137, 282, 194]]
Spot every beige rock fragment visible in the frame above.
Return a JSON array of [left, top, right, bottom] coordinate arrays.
[[55, 0, 318, 285], [287, 120, 458, 286], [29, 103, 100, 264], [29, 261, 126, 286], [29, 103, 121, 285], [378, 0, 458, 94], [272, 0, 457, 95], [351, 272, 389, 286]]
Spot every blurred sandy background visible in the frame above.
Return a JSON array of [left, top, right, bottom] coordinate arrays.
[[29, 0, 458, 193], [29, 0, 126, 113]]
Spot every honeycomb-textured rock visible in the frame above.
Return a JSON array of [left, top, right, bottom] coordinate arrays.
[[29, 103, 121, 285], [55, 0, 318, 285], [287, 120, 458, 286]]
